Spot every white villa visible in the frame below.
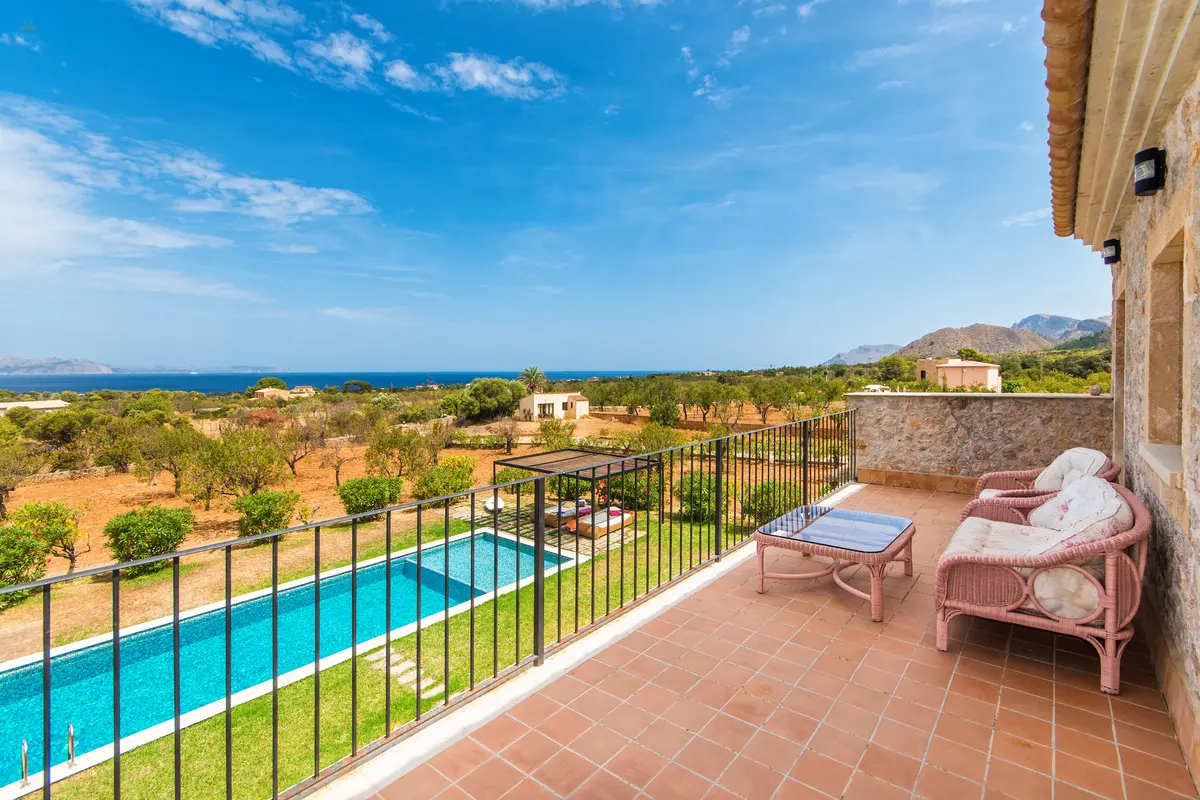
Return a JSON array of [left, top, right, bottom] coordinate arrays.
[[518, 392, 589, 421]]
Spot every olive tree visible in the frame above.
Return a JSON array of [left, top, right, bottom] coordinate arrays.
[[10, 501, 88, 573], [137, 422, 207, 495], [365, 426, 428, 478]]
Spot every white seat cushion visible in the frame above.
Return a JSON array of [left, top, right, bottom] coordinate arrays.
[[1027, 477, 1132, 547], [979, 488, 1005, 500], [1032, 448, 1111, 491], [1027, 566, 1102, 619], [942, 518, 1065, 560]]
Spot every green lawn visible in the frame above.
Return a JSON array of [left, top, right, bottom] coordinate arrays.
[[43, 509, 749, 800]]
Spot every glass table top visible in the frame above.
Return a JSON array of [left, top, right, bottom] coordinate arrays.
[[755, 506, 914, 554]]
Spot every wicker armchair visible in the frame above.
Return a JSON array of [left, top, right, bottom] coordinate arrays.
[[936, 483, 1151, 694], [974, 448, 1120, 499]]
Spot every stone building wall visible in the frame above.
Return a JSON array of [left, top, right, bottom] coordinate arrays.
[[847, 393, 1112, 493], [1109, 71, 1200, 717]]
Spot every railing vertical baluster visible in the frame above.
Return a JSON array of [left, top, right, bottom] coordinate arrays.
[[631, 460, 638, 599], [715, 439, 725, 559], [515, 486, 521, 666], [385, 512, 392, 735], [350, 519, 358, 754], [589, 476, 597, 625], [556, 480, 563, 644], [656, 458, 663, 588], [573, 472, 579, 635], [469, 496, 476, 690], [271, 536, 279, 798], [667, 449, 674, 580], [443, 504, 450, 704], [533, 478, 546, 665], [112, 568, 121, 800], [313, 526, 321, 778], [224, 546, 232, 800], [42, 586, 50, 800], [416, 507, 422, 721], [173, 556, 181, 800], [802, 420, 810, 506], [606, 463, 613, 615], [688, 446, 695, 569], [491, 491, 499, 679]]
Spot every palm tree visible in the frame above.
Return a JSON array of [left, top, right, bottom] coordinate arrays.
[[519, 366, 547, 392]]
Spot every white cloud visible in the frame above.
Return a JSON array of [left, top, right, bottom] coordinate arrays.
[[680, 46, 693, 64], [725, 25, 750, 58], [298, 31, 377, 87], [603, 104, 622, 116], [384, 59, 428, 91], [849, 43, 920, 69], [932, 0, 982, 5], [265, 243, 318, 254], [86, 266, 264, 300], [797, 0, 829, 20], [877, 79, 906, 89], [124, 0, 304, 67], [388, 101, 442, 122], [999, 207, 1052, 227], [1018, 120, 1034, 132], [349, 11, 391, 42], [825, 164, 941, 207], [0, 33, 41, 51], [751, 4, 787, 18], [495, 0, 665, 8], [317, 306, 406, 324], [431, 53, 566, 100]]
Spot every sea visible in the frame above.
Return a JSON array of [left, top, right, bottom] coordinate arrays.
[[0, 370, 661, 395]]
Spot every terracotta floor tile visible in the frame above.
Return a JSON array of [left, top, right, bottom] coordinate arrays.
[[607, 742, 667, 788], [741, 729, 803, 773], [722, 691, 775, 726], [995, 708, 1052, 746], [571, 687, 620, 721], [763, 707, 819, 746], [872, 718, 930, 760], [718, 755, 784, 799], [456, 758, 525, 800], [531, 749, 596, 796], [983, 758, 1052, 800], [499, 779, 556, 800], [543, 707, 594, 745], [772, 778, 831, 799], [1118, 746, 1199, 795], [807, 724, 869, 767], [631, 683, 679, 716], [471, 714, 530, 753], [509, 694, 561, 727], [1114, 720, 1188, 764], [430, 738, 492, 783], [1054, 752, 1123, 800], [602, 702, 658, 739], [843, 771, 912, 800], [858, 743, 921, 790], [1123, 776, 1200, 800], [377, 764, 448, 800], [500, 730, 562, 773], [569, 724, 628, 766], [644, 763, 714, 800], [699, 713, 758, 751], [789, 750, 853, 796], [825, 702, 880, 738], [1054, 725, 1118, 766], [915, 765, 984, 800], [691, 678, 740, 710], [675, 735, 736, 781], [569, 770, 638, 800], [637, 719, 693, 759]]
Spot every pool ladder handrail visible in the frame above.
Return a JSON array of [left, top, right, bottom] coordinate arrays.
[[67, 723, 75, 768], [19, 739, 28, 787]]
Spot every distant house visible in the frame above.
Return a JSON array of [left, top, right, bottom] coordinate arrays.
[[253, 387, 293, 401], [917, 358, 1002, 393], [862, 384, 892, 394], [0, 399, 69, 416], [291, 385, 317, 398], [519, 392, 590, 421]]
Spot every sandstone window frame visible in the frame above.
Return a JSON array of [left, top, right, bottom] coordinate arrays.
[[1138, 227, 1186, 491]]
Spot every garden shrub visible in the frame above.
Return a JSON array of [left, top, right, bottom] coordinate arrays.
[[103, 506, 195, 575], [601, 473, 661, 510], [0, 524, 49, 609], [649, 403, 681, 427], [10, 501, 88, 573], [742, 480, 801, 525], [494, 467, 534, 488], [549, 475, 592, 501], [676, 472, 719, 522], [229, 490, 300, 538], [413, 456, 475, 505], [336, 476, 404, 519]]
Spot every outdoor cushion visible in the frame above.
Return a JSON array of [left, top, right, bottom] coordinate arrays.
[[942, 518, 1062, 560], [1027, 477, 1132, 547], [979, 489, 1005, 500], [1032, 448, 1112, 491], [1027, 566, 1102, 619]]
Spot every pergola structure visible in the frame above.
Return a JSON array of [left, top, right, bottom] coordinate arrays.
[[491, 448, 661, 485]]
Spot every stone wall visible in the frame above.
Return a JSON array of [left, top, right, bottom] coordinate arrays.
[[847, 393, 1113, 493], [1108, 69, 1200, 771]]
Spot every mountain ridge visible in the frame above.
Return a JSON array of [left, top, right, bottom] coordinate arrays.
[[822, 344, 901, 366]]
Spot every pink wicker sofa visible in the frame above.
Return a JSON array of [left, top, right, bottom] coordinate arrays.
[[973, 447, 1120, 502], [936, 481, 1151, 694]]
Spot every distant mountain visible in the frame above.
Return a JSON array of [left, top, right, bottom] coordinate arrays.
[[0, 355, 113, 375], [1013, 314, 1110, 341], [895, 325, 1056, 358], [822, 344, 901, 366]]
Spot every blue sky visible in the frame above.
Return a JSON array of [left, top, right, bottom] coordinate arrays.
[[0, 0, 1108, 371]]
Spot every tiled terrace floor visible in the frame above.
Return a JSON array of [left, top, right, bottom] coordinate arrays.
[[375, 485, 1197, 800]]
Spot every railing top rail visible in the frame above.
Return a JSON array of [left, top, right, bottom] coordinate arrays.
[[0, 410, 854, 595]]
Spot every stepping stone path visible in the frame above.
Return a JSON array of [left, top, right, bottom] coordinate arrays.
[[367, 648, 445, 702]]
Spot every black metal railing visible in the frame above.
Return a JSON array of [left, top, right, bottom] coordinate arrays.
[[0, 410, 855, 800]]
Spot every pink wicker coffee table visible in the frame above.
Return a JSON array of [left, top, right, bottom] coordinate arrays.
[[754, 507, 915, 622]]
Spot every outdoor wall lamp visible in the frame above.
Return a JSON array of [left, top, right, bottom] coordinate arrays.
[[1134, 147, 1166, 196], [1102, 239, 1121, 265]]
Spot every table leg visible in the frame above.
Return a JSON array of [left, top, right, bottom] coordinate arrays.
[[868, 565, 886, 622], [904, 538, 914, 577], [756, 543, 766, 594]]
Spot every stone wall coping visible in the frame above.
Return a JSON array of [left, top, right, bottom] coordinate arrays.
[[846, 392, 1110, 400]]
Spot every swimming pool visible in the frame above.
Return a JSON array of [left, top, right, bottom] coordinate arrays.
[[0, 530, 568, 790]]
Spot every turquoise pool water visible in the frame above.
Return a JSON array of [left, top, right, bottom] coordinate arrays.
[[0, 532, 566, 786]]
